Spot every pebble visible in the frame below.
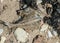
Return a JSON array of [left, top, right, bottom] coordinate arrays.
[[58, 0, 60, 3], [56, 41, 59, 43], [56, 9, 60, 13], [0, 29, 3, 35], [0, 36, 6, 43], [40, 24, 49, 32], [52, 30, 58, 36], [47, 30, 53, 38], [1, 0, 3, 3], [37, 0, 42, 5], [23, 5, 27, 9], [14, 28, 29, 43]]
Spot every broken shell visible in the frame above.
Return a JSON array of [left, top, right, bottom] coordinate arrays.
[[0, 29, 3, 35], [14, 28, 29, 43]]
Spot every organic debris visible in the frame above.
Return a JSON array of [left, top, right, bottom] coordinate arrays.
[[0, 0, 60, 43]]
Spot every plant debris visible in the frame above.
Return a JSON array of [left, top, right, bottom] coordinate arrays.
[[0, 0, 60, 43]]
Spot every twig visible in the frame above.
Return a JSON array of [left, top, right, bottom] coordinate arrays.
[[6, 32, 18, 43]]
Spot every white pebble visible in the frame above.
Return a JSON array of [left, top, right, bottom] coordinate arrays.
[[0, 29, 3, 35], [14, 28, 29, 43], [0, 36, 6, 43], [40, 24, 49, 32], [56, 41, 59, 43], [37, 0, 42, 5], [1, 0, 3, 3], [52, 30, 58, 36], [47, 30, 53, 38]]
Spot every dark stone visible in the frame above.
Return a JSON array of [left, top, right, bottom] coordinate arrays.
[[19, 0, 38, 10]]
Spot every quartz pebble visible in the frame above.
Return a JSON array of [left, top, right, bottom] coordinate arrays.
[[14, 28, 29, 43]]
